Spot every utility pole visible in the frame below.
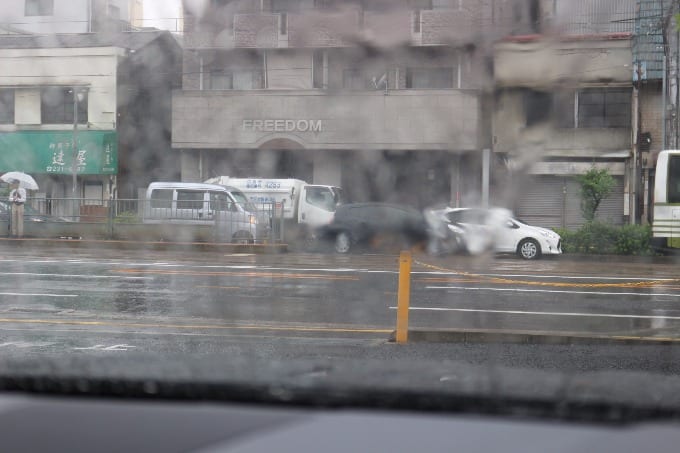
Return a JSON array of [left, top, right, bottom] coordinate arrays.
[[72, 85, 78, 196], [634, 60, 643, 225]]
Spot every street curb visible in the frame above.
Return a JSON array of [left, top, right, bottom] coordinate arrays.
[[0, 238, 288, 254], [388, 329, 680, 345]]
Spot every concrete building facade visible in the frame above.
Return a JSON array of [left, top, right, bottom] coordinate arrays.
[[0, 0, 141, 35], [0, 31, 181, 206], [492, 0, 636, 229], [174, 0, 519, 207]]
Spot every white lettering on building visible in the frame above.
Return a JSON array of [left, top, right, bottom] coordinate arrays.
[[243, 119, 322, 133]]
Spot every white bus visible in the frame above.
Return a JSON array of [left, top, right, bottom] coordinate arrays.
[[652, 150, 680, 250]]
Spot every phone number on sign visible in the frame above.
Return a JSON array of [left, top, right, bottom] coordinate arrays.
[[246, 180, 281, 189]]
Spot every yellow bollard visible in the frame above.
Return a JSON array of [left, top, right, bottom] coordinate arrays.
[[395, 250, 412, 344]]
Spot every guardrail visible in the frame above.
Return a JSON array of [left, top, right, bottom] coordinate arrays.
[[2, 197, 285, 244]]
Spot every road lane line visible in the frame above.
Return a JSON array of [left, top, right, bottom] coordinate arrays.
[[0, 292, 77, 298], [414, 272, 676, 281], [0, 272, 151, 280], [389, 306, 680, 320], [414, 260, 678, 288], [425, 285, 680, 297], [196, 285, 240, 290], [113, 269, 360, 281], [0, 317, 392, 334]]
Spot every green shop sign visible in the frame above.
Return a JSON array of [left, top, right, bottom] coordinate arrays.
[[0, 130, 117, 175]]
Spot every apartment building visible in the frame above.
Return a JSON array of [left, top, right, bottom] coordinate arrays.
[[0, 31, 181, 203], [633, 0, 679, 225], [493, 0, 636, 228], [0, 0, 143, 35], [174, 0, 529, 207]]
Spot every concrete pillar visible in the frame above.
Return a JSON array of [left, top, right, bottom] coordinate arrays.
[[449, 154, 461, 207], [482, 148, 490, 208], [313, 151, 342, 186], [180, 150, 201, 182]]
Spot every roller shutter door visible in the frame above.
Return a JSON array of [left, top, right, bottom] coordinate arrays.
[[516, 175, 625, 230], [515, 176, 566, 229]]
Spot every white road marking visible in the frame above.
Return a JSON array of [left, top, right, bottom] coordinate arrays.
[[0, 272, 151, 280], [388, 306, 680, 320], [415, 271, 675, 281], [0, 292, 77, 298], [0, 341, 55, 348], [73, 344, 136, 351], [425, 286, 680, 297], [0, 258, 674, 283]]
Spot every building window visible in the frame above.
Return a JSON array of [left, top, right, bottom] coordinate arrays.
[[413, 10, 421, 32], [208, 70, 234, 90], [408, 0, 433, 9], [342, 68, 389, 90], [25, 0, 54, 16], [208, 69, 264, 90], [405, 67, 453, 89], [578, 88, 630, 128], [553, 91, 575, 128], [361, 0, 394, 11], [554, 88, 630, 129], [41, 87, 88, 124], [314, 0, 335, 8], [271, 0, 302, 12], [313, 51, 325, 89], [524, 90, 552, 126], [0, 89, 14, 124], [342, 69, 365, 90], [529, 0, 541, 33]]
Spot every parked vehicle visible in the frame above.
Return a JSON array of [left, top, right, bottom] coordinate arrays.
[[426, 207, 562, 260], [204, 177, 344, 237], [652, 150, 680, 251], [316, 203, 430, 254], [143, 182, 267, 243]]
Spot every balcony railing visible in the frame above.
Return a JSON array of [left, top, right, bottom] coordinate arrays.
[[184, 8, 481, 49]]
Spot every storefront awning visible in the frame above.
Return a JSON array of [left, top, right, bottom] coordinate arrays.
[[0, 130, 117, 175]]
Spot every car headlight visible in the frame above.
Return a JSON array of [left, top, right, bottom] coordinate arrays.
[[539, 230, 557, 239]]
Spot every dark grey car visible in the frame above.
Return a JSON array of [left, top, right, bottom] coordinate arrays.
[[316, 203, 430, 253]]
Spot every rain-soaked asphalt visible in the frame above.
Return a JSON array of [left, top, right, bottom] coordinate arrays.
[[0, 245, 679, 356]]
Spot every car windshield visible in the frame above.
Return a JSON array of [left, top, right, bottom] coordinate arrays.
[[2, 0, 680, 433]]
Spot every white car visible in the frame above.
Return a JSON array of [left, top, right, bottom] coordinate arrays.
[[426, 207, 562, 260]]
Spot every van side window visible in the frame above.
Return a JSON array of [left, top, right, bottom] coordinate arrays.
[[150, 189, 173, 209], [210, 192, 231, 212], [177, 191, 204, 210]]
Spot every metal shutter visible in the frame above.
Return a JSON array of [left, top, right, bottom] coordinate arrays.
[[516, 176, 566, 229]]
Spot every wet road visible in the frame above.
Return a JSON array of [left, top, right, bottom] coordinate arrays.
[[0, 247, 679, 355]]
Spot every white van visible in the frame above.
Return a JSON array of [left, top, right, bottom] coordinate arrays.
[[143, 182, 266, 243]]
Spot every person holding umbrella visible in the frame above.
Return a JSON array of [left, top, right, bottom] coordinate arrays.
[[1, 172, 38, 238], [8, 179, 26, 238]]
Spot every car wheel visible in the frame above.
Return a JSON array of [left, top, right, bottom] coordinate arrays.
[[518, 238, 541, 260], [335, 232, 351, 254]]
